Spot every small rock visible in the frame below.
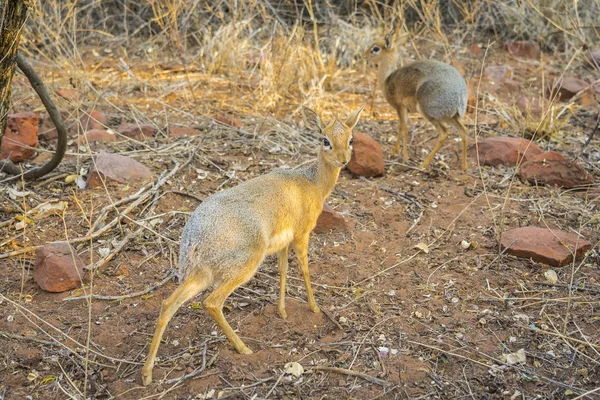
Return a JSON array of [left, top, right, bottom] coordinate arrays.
[[38, 108, 72, 141], [505, 41, 540, 59], [169, 126, 201, 138], [0, 112, 39, 163], [73, 110, 107, 134], [55, 89, 80, 102], [74, 129, 117, 147], [544, 270, 558, 284], [117, 122, 154, 140], [470, 43, 483, 58], [500, 79, 521, 94], [87, 152, 154, 188], [215, 114, 241, 128], [548, 77, 589, 101], [516, 97, 541, 117], [519, 154, 594, 188], [469, 137, 542, 167], [484, 65, 513, 82], [346, 131, 384, 177], [34, 242, 90, 292], [587, 49, 600, 69], [314, 203, 347, 234], [500, 226, 592, 267]]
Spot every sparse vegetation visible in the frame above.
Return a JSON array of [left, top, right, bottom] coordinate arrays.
[[1, 1, 599, 399]]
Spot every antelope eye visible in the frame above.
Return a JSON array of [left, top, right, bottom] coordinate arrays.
[[349, 138, 354, 147], [371, 46, 381, 54], [323, 137, 332, 150]]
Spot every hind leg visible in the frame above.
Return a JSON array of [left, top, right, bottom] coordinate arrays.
[[142, 270, 210, 386], [204, 253, 264, 354], [448, 116, 469, 171], [420, 120, 449, 169], [277, 247, 289, 319]]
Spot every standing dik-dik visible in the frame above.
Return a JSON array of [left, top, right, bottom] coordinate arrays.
[[366, 26, 469, 171], [141, 105, 364, 386]]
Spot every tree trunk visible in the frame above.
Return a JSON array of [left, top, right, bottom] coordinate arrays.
[[0, 0, 30, 142]]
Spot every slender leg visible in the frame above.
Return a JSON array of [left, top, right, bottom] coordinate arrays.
[[396, 106, 409, 162], [420, 120, 449, 169], [204, 253, 264, 355], [142, 271, 210, 386], [292, 237, 319, 313], [449, 116, 469, 171], [277, 247, 289, 319]]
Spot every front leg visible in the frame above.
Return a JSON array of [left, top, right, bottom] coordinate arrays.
[[396, 106, 409, 161], [277, 247, 289, 319], [292, 236, 320, 313]]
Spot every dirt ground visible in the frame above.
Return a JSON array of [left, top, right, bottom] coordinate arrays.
[[1, 42, 600, 400]]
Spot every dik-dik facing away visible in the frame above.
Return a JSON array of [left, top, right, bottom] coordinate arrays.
[[141, 105, 365, 386], [366, 24, 469, 171]]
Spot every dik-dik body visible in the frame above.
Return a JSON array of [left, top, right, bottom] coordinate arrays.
[[141, 105, 364, 385], [367, 28, 469, 170]]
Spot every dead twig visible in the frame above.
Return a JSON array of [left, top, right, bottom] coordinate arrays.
[[63, 268, 176, 302], [165, 342, 208, 384], [309, 365, 388, 386]]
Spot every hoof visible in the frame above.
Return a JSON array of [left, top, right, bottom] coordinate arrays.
[[278, 308, 288, 320], [238, 346, 254, 355], [141, 372, 152, 386], [309, 304, 321, 314]]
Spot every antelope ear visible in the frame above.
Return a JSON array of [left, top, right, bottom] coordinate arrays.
[[302, 106, 323, 132], [384, 34, 392, 50], [345, 103, 365, 130]]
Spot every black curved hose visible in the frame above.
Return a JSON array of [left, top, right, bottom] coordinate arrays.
[[0, 54, 68, 180]]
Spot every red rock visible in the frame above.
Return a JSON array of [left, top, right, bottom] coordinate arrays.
[[484, 65, 512, 82], [215, 114, 241, 128], [469, 137, 542, 167], [549, 77, 590, 101], [55, 89, 80, 102], [34, 242, 90, 292], [168, 126, 201, 138], [531, 151, 564, 162], [500, 80, 520, 94], [117, 122, 154, 139], [314, 203, 347, 234], [519, 156, 594, 188], [346, 132, 384, 177], [0, 112, 39, 163], [38, 108, 72, 141], [500, 226, 592, 267], [74, 129, 117, 147], [516, 97, 541, 117], [587, 49, 600, 69], [505, 41, 540, 59], [470, 44, 483, 58], [73, 110, 107, 134], [87, 152, 154, 188]]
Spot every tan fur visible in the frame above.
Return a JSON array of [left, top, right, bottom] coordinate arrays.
[[366, 32, 469, 171], [141, 105, 364, 386]]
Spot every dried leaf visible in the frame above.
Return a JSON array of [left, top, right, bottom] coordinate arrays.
[[65, 175, 78, 184], [415, 242, 429, 254], [284, 361, 304, 378], [502, 348, 526, 365]]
